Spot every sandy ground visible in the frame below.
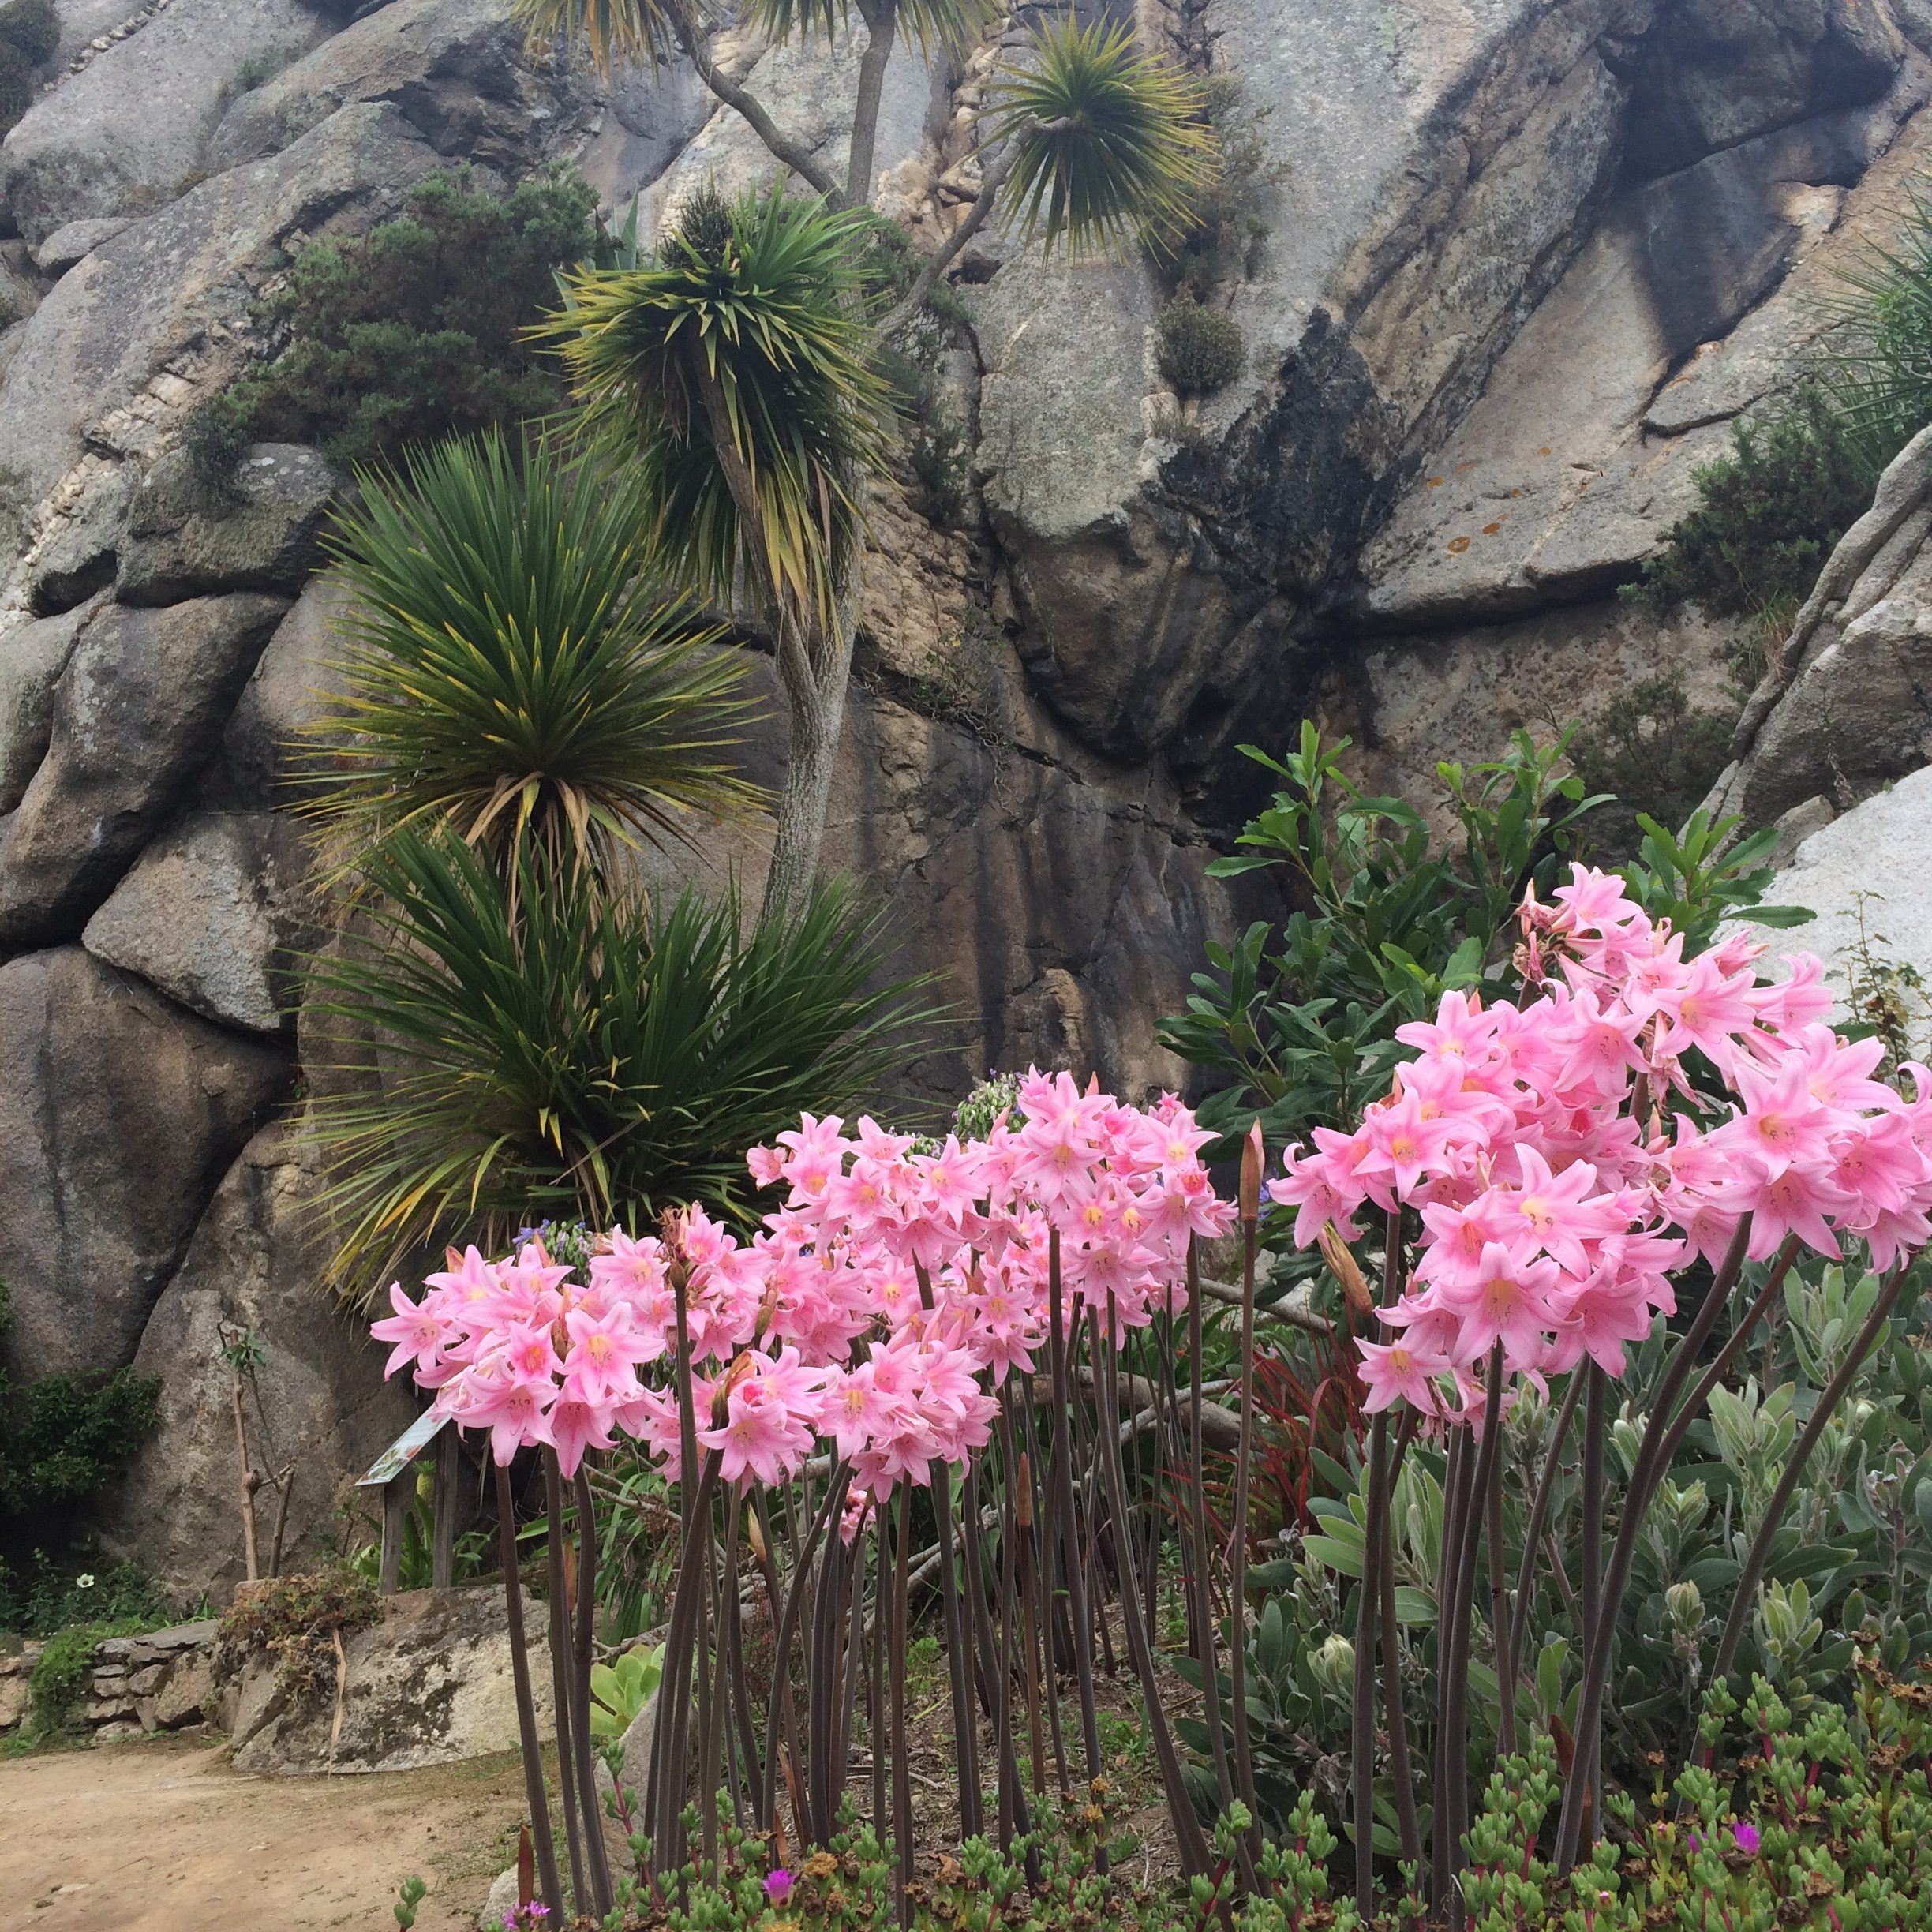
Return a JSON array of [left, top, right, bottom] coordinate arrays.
[[0, 1734, 530, 1932]]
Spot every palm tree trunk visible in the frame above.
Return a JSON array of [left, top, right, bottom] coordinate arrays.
[[847, 0, 900, 208], [758, 579, 856, 921]]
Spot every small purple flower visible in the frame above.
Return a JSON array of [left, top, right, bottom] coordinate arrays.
[[1733, 1821, 1761, 1856], [765, 1868, 796, 1905]]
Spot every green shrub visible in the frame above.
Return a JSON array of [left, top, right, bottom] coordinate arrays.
[[218, 1566, 381, 1699], [204, 166, 597, 479], [0, 1281, 162, 1619], [1568, 672, 1735, 862], [26, 1623, 104, 1735], [1156, 294, 1245, 397], [1629, 384, 1878, 622], [0, 1562, 170, 1641], [0, 39, 32, 134], [0, 0, 57, 67], [1166, 73, 1281, 301]]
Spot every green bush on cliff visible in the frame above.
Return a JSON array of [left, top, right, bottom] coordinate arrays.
[[0, 0, 57, 64], [1158, 294, 1245, 396], [0, 0, 55, 138], [1628, 384, 1876, 630], [1567, 672, 1735, 863], [186, 165, 598, 481], [0, 1279, 163, 1631]]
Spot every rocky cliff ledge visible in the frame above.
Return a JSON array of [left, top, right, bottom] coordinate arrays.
[[0, 0, 1924, 1595]]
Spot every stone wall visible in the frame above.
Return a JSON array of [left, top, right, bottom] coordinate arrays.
[[3, 0, 1928, 1601]]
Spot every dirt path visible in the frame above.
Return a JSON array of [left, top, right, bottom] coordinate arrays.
[[0, 1734, 529, 1931]]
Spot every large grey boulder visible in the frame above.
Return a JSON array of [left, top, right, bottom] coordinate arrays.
[[0, 598, 93, 811], [0, 947, 288, 1383], [1358, 95, 1923, 627], [0, 103, 444, 515], [30, 217, 133, 276], [1624, 0, 1904, 177], [21, 461, 137, 615], [209, 0, 576, 174], [93, 1121, 414, 1604], [1708, 420, 1932, 828], [230, 1585, 552, 1773], [1742, 766, 1932, 1013], [82, 810, 319, 1033], [0, 0, 332, 246], [222, 576, 354, 810], [0, 593, 290, 946], [117, 444, 339, 607]]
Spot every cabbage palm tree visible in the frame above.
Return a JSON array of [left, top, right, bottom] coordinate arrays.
[[544, 184, 892, 915], [522, 0, 1214, 913], [300, 429, 927, 1303], [306, 826, 923, 1302], [305, 428, 762, 877]]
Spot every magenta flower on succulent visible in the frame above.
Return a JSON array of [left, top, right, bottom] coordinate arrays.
[[369, 1072, 1237, 1495], [1268, 863, 1932, 1420]]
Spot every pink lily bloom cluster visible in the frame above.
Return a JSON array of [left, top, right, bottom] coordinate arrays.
[[1272, 865, 1932, 1421], [371, 1071, 1236, 1501]]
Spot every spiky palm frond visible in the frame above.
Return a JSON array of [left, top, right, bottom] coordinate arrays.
[[541, 184, 893, 627], [305, 829, 930, 1305], [1822, 182, 1932, 464], [983, 17, 1215, 258], [511, 0, 685, 73], [747, 0, 998, 58], [305, 430, 762, 875]]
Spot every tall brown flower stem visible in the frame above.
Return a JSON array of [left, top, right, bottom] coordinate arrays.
[[1376, 1477, 1423, 1870], [1228, 1123, 1265, 1859], [1442, 1343, 1508, 1932], [1018, 1380, 1072, 1790], [750, 1490, 810, 1839], [1709, 1260, 1911, 1687], [1185, 1240, 1240, 1826], [648, 1449, 723, 1869], [721, 1501, 758, 1829], [870, 1516, 887, 1838], [1354, 1412, 1389, 1916], [890, 1484, 915, 1926], [764, 1459, 848, 1837], [494, 1460, 564, 1921], [571, 1463, 616, 1917], [1430, 1425, 1470, 1916], [1554, 1215, 1754, 1873], [544, 1452, 590, 1915], [1578, 1363, 1605, 1824], [1094, 1301, 1216, 1879], [1357, 1204, 1413, 1905], [915, 1263, 983, 1839], [1501, 1371, 1585, 1711], [1485, 1407, 1515, 1759], [695, 1501, 721, 1861], [1046, 1230, 1106, 1794]]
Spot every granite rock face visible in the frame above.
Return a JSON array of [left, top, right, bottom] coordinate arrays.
[[116, 443, 340, 607], [82, 809, 319, 1032], [1739, 766, 1932, 1016], [0, 948, 289, 1383], [0, 593, 290, 945], [229, 1586, 552, 1774], [0, 103, 444, 520], [0, 599, 93, 811], [94, 1124, 416, 1604], [2, 0, 1930, 1606], [1706, 421, 1932, 828], [0, 0, 332, 246]]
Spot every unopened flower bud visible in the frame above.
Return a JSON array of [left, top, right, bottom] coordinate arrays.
[[1665, 1580, 1704, 1631], [1309, 1633, 1354, 1697], [1239, 1118, 1264, 1224]]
